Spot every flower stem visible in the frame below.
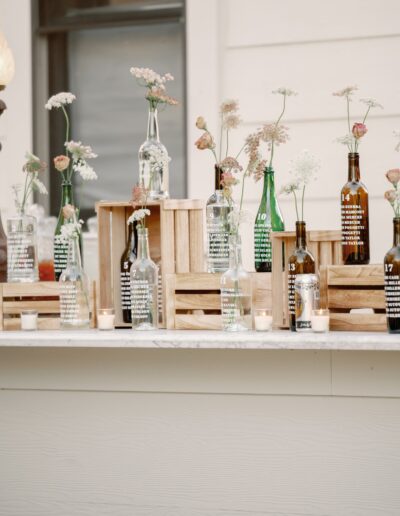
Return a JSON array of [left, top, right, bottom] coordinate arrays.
[[293, 190, 299, 221], [301, 184, 305, 221], [226, 129, 229, 159], [269, 93, 286, 168], [362, 105, 371, 124], [219, 113, 223, 163], [235, 142, 246, 160]]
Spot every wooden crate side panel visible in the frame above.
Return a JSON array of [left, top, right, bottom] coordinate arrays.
[[327, 265, 384, 286], [309, 230, 342, 242], [2, 281, 60, 297], [319, 241, 333, 266], [97, 206, 112, 309], [174, 273, 222, 290], [175, 293, 221, 311], [175, 314, 222, 330], [328, 289, 385, 310], [110, 207, 126, 323], [330, 313, 386, 332], [189, 210, 205, 272], [3, 300, 60, 314], [162, 199, 204, 210], [175, 210, 190, 273], [252, 273, 272, 310], [333, 241, 342, 265]]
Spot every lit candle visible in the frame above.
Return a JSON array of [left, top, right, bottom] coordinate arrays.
[[254, 309, 273, 332], [311, 309, 330, 333], [97, 308, 115, 330], [21, 310, 38, 331]]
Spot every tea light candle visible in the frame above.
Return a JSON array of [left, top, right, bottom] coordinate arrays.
[[97, 308, 115, 330], [21, 310, 38, 331], [311, 309, 330, 333], [254, 309, 273, 331]]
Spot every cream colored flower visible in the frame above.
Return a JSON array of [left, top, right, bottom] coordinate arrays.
[[195, 132, 215, 150], [62, 204, 76, 220], [196, 116, 207, 130], [54, 155, 70, 172], [386, 169, 400, 186]]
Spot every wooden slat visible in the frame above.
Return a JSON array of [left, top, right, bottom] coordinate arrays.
[[97, 206, 112, 309], [175, 210, 190, 273], [271, 234, 285, 327], [174, 314, 222, 330], [189, 210, 205, 272], [163, 199, 204, 210], [319, 265, 328, 309], [328, 289, 385, 310], [330, 313, 386, 332], [3, 300, 60, 314], [175, 293, 220, 310], [2, 281, 60, 297], [309, 230, 342, 242], [161, 207, 176, 329], [319, 241, 333, 266], [165, 274, 176, 330], [0, 284, 3, 330], [111, 207, 126, 317], [333, 241, 342, 265], [174, 272, 222, 290], [327, 265, 384, 286]]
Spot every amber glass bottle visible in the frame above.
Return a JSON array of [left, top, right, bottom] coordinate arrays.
[[288, 221, 315, 331], [341, 153, 370, 265], [120, 222, 137, 323], [384, 217, 400, 333]]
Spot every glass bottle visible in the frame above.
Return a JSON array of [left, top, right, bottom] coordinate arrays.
[[220, 234, 252, 331], [130, 226, 158, 330], [7, 210, 39, 282], [120, 221, 137, 324], [138, 105, 169, 200], [54, 181, 82, 280], [384, 217, 400, 333], [254, 166, 285, 272], [59, 235, 90, 329], [341, 153, 370, 265], [288, 221, 315, 331], [0, 209, 7, 282], [206, 165, 232, 273]]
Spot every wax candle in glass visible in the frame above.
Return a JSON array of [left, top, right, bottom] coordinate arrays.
[[97, 308, 115, 330], [21, 309, 38, 331], [254, 308, 273, 331], [311, 309, 330, 333]]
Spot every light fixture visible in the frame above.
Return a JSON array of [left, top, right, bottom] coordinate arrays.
[[0, 32, 15, 91]]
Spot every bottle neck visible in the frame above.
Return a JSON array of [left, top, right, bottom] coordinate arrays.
[[393, 218, 400, 247], [348, 153, 360, 182], [262, 167, 275, 197], [67, 236, 82, 268], [61, 181, 74, 207], [229, 235, 243, 268], [215, 164, 223, 191], [296, 221, 307, 249], [147, 106, 160, 141], [137, 228, 150, 260], [0, 208, 5, 237]]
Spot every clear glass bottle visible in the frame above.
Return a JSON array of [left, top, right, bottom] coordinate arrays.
[[384, 217, 400, 333], [341, 152, 370, 265], [59, 235, 90, 329], [254, 166, 285, 272], [287, 221, 315, 331], [220, 234, 252, 331], [7, 210, 39, 282], [138, 105, 169, 200], [120, 221, 137, 324], [0, 208, 7, 282], [206, 165, 232, 273], [130, 227, 158, 330]]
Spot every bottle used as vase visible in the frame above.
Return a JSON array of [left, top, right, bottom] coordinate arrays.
[[7, 210, 39, 282], [0, 209, 7, 282], [384, 217, 400, 333], [287, 221, 315, 331], [120, 221, 138, 324], [341, 152, 370, 265], [138, 105, 169, 200], [254, 166, 285, 272]]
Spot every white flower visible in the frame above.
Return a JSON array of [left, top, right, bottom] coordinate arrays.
[[394, 130, 400, 152], [130, 67, 174, 88], [288, 149, 320, 186], [73, 162, 98, 181], [280, 181, 300, 196], [127, 208, 151, 225], [65, 140, 97, 161], [272, 87, 298, 97], [56, 219, 83, 245], [335, 134, 355, 146], [45, 92, 76, 110], [360, 97, 383, 109], [33, 177, 48, 195], [333, 85, 358, 98]]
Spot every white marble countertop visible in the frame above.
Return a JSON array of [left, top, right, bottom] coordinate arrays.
[[0, 329, 399, 351]]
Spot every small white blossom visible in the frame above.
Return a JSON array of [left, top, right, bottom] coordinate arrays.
[[45, 92, 76, 110], [280, 181, 300, 196], [127, 208, 151, 225], [73, 162, 98, 181], [56, 219, 83, 245], [333, 85, 358, 98], [394, 130, 400, 152], [360, 97, 383, 109], [335, 134, 356, 146], [272, 87, 298, 97], [65, 140, 97, 161], [289, 149, 320, 186], [130, 67, 174, 88], [33, 177, 48, 195]]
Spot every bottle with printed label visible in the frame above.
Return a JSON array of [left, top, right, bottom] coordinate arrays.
[[54, 181, 82, 280], [254, 166, 284, 272], [287, 221, 315, 331], [120, 221, 137, 324], [0, 209, 7, 282], [130, 226, 158, 330], [7, 211, 39, 283], [341, 152, 370, 265], [384, 217, 400, 333], [206, 165, 232, 273], [59, 234, 90, 329]]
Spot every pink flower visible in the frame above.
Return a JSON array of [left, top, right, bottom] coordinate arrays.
[[352, 123, 367, 139], [62, 204, 76, 220], [385, 190, 397, 204], [220, 171, 239, 188], [131, 184, 146, 204], [54, 155, 70, 172], [195, 132, 215, 150], [220, 156, 242, 173], [386, 169, 400, 186]]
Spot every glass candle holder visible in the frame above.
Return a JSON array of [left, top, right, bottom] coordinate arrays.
[[254, 308, 273, 332], [97, 308, 115, 330], [21, 309, 38, 331], [311, 309, 330, 333]]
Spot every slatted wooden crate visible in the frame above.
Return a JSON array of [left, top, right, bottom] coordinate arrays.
[[271, 230, 342, 328], [0, 281, 97, 330], [165, 272, 271, 330], [96, 199, 205, 328], [319, 264, 386, 331]]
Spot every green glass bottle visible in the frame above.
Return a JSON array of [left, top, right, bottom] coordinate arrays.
[[254, 166, 285, 272]]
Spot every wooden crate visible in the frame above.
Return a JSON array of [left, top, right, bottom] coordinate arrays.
[[319, 264, 386, 331], [96, 199, 205, 327], [271, 230, 342, 328], [0, 281, 97, 330], [165, 272, 271, 330]]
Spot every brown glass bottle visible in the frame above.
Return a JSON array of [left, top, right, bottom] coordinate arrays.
[[120, 222, 137, 323], [384, 218, 400, 333], [0, 209, 7, 282], [288, 221, 315, 331], [341, 153, 370, 265]]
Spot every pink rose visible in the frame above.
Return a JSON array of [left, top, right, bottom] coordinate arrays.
[[195, 132, 215, 150], [54, 155, 70, 172], [352, 123, 367, 139], [131, 184, 146, 204], [62, 204, 76, 220], [386, 169, 400, 186], [220, 171, 238, 188]]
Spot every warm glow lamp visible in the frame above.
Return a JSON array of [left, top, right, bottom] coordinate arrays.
[[0, 32, 15, 90]]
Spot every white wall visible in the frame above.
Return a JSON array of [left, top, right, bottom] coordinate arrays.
[[187, 0, 400, 268], [0, 0, 32, 220]]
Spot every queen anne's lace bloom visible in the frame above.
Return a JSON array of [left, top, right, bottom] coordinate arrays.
[[130, 67, 173, 88], [335, 134, 356, 146], [360, 97, 383, 109], [73, 162, 98, 181], [66, 141, 97, 161], [127, 208, 151, 225], [288, 149, 320, 186], [220, 99, 239, 114], [223, 113, 241, 130], [56, 219, 83, 244], [280, 181, 300, 195], [260, 123, 289, 147], [272, 87, 298, 97], [333, 85, 358, 98], [45, 92, 76, 110]]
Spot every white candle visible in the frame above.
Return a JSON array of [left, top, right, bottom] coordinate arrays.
[[97, 309, 115, 330], [254, 309, 273, 331], [311, 309, 330, 333], [21, 310, 38, 331]]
